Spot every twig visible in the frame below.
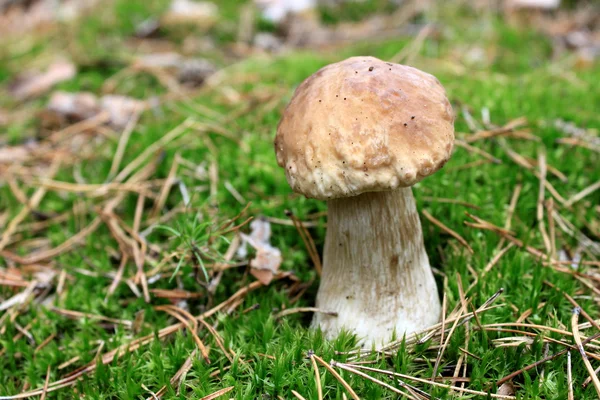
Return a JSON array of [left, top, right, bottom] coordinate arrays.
[[0, 160, 60, 251], [155, 305, 210, 363], [0, 217, 102, 265], [199, 386, 234, 400], [564, 180, 600, 208], [463, 117, 527, 143], [496, 330, 600, 386], [567, 351, 574, 400], [286, 210, 322, 276], [106, 255, 129, 301], [572, 308, 600, 397], [114, 119, 193, 183], [108, 111, 140, 180], [50, 307, 132, 328], [420, 196, 480, 210], [432, 281, 447, 380], [454, 140, 501, 164], [40, 366, 51, 400], [312, 355, 360, 400], [151, 155, 179, 218], [333, 361, 419, 399], [274, 307, 337, 319], [340, 364, 515, 399], [149, 349, 198, 399], [536, 152, 551, 253], [309, 353, 324, 400], [421, 210, 473, 254], [390, 23, 433, 65], [291, 390, 307, 400]]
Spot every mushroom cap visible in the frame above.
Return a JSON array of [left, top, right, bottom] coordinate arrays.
[[274, 56, 455, 200]]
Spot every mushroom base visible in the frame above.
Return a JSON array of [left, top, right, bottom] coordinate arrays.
[[312, 187, 441, 347]]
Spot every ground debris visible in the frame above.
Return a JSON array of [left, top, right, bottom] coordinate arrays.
[[43, 91, 146, 128], [255, 0, 316, 23], [0, 0, 100, 35], [133, 52, 216, 88], [9, 60, 76, 100], [161, 0, 218, 29], [238, 218, 283, 285]]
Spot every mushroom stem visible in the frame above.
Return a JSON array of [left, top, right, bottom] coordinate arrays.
[[313, 187, 441, 346]]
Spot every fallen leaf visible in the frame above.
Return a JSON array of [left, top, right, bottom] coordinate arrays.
[[0, 146, 31, 163], [239, 218, 282, 285], [161, 0, 218, 28], [505, 0, 560, 9], [178, 58, 216, 87], [255, 0, 316, 23], [9, 61, 76, 100], [100, 95, 146, 128], [497, 381, 516, 396], [133, 52, 183, 70], [47, 91, 100, 120]]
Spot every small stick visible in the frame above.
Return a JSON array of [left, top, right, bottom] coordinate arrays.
[[494, 181, 520, 249], [150, 348, 198, 398], [0, 217, 102, 265], [291, 390, 307, 400], [564, 180, 600, 208], [108, 112, 140, 180], [151, 156, 179, 218], [199, 386, 234, 400], [311, 355, 360, 400], [454, 140, 501, 164], [536, 152, 551, 253], [0, 160, 60, 251], [583, 365, 600, 388], [106, 255, 128, 300], [197, 318, 234, 364], [496, 331, 600, 386], [309, 353, 324, 400], [114, 119, 193, 183], [546, 199, 556, 259], [286, 210, 322, 275], [341, 363, 515, 399], [432, 280, 448, 381], [572, 308, 600, 397], [274, 307, 337, 319], [155, 305, 210, 363], [40, 366, 51, 400], [35, 333, 57, 353], [420, 196, 480, 210], [333, 361, 419, 399], [567, 351, 574, 400], [463, 117, 527, 143], [421, 210, 473, 254], [545, 281, 600, 331]]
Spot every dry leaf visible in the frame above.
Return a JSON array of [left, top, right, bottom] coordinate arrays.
[[178, 58, 216, 87], [161, 0, 218, 28], [47, 91, 100, 120], [0, 0, 100, 35], [0, 146, 30, 163], [255, 0, 316, 23], [505, 0, 560, 9], [100, 95, 146, 128], [497, 381, 516, 396], [239, 218, 283, 285], [133, 53, 184, 70], [9, 61, 76, 100]]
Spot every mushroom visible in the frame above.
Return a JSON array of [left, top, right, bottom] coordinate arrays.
[[274, 56, 455, 346]]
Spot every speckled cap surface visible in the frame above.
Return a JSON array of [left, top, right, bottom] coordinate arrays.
[[275, 56, 455, 200]]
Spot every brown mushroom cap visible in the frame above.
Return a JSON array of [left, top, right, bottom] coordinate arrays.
[[275, 56, 455, 200]]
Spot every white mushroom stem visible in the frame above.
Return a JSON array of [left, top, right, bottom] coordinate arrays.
[[313, 187, 441, 346]]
